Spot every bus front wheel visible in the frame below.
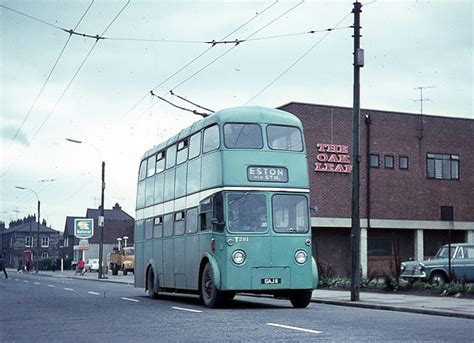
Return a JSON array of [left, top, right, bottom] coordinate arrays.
[[289, 290, 312, 308], [201, 263, 224, 308]]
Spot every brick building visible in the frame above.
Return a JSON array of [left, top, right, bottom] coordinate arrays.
[[0, 216, 62, 269], [63, 203, 134, 264], [279, 102, 474, 278]]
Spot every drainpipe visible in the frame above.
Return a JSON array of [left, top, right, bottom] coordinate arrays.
[[365, 113, 372, 231]]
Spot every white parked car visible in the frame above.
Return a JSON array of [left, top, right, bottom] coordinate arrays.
[[85, 259, 100, 272]]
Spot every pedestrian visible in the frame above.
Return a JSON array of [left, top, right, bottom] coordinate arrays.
[[78, 258, 85, 276], [0, 255, 8, 279]]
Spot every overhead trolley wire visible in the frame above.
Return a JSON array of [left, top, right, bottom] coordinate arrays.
[[0, 4, 65, 31], [7, 0, 95, 149], [169, 0, 304, 92], [246, 11, 353, 105], [121, 0, 278, 120]]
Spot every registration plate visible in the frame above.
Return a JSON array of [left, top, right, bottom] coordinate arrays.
[[261, 278, 282, 285]]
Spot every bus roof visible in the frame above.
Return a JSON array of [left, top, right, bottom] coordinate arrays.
[[141, 106, 302, 160]]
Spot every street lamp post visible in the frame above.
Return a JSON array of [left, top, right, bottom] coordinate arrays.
[[15, 186, 40, 273], [66, 138, 107, 279]]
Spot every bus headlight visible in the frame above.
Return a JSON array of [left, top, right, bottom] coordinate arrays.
[[294, 250, 308, 264], [232, 250, 246, 265]]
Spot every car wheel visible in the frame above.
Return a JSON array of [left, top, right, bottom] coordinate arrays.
[[289, 290, 313, 308], [430, 271, 447, 285], [200, 262, 224, 308]]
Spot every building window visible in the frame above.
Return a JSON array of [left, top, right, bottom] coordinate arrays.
[[42, 252, 48, 258], [369, 154, 379, 168], [41, 236, 49, 248], [399, 156, 409, 170], [427, 153, 459, 180], [384, 155, 394, 169], [25, 236, 32, 247]]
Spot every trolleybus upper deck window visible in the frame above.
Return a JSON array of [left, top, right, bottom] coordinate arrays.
[[224, 123, 263, 149], [189, 132, 201, 159], [138, 159, 147, 181], [156, 151, 165, 173], [166, 145, 177, 169], [147, 155, 156, 177], [267, 125, 303, 151], [272, 194, 308, 233], [227, 193, 267, 233], [203, 125, 220, 153]]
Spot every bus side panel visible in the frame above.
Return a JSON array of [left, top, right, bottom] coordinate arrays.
[[173, 236, 186, 288], [185, 235, 200, 290], [201, 152, 222, 190], [162, 237, 174, 288], [134, 220, 145, 288], [153, 238, 164, 287]]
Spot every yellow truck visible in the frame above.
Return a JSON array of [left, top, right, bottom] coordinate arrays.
[[109, 246, 135, 276]]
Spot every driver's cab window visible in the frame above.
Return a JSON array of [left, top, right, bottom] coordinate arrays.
[[454, 247, 464, 259], [199, 193, 224, 232]]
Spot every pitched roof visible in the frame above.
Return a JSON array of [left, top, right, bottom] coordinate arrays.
[[86, 203, 134, 221], [2, 221, 60, 235]]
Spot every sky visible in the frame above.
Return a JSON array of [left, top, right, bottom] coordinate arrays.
[[1, 0, 472, 232]]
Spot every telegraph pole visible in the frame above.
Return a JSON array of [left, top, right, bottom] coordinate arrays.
[[351, 0, 363, 302], [98, 161, 106, 279]]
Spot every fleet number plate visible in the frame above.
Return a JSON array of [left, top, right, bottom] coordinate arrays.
[[261, 278, 282, 285]]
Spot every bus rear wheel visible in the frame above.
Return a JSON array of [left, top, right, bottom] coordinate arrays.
[[289, 290, 312, 308], [147, 268, 159, 299], [201, 263, 224, 308]]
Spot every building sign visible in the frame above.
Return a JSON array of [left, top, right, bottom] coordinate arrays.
[[314, 143, 352, 174], [74, 218, 94, 239], [248, 166, 288, 182], [78, 239, 90, 251]]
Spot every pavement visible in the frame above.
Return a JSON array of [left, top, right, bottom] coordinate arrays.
[[5, 268, 473, 319]]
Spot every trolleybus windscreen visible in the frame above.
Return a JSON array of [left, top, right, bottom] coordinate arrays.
[[267, 125, 303, 151], [272, 195, 309, 233], [227, 193, 267, 232], [224, 123, 263, 149]]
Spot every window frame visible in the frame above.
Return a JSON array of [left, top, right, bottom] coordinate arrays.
[[41, 236, 49, 248], [202, 124, 220, 154], [370, 154, 380, 168], [384, 155, 394, 169], [155, 151, 166, 174], [174, 211, 186, 236], [426, 153, 460, 180], [223, 122, 264, 149], [153, 216, 163, 238], [138, 159, 147, 181], [165, 145, 177, 170], [176, 138, 189, 165], [399, 156, 409, 170], [266, 124, 304, 152], [188, 132, 202, 160]]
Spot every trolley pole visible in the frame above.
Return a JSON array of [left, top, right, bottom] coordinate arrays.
[[350, 0, 363, 301]]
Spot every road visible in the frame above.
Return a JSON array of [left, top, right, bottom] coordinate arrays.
[[1, 273, 473, 342]]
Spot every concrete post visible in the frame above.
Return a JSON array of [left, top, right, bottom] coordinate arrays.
[[414, 229, 424, 261], [360, 227, 368, 279], [466, 230, 474, 244]]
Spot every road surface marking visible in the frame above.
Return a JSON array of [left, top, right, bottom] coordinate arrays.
[[266, 323, 322, 334], [64, 288, 74, 291], [48, 284, 55, 288], [172, 307, 203, 313], [88, 291, 100, 295], [121, 297, 140, 303], [34, 282, 41, 285], [24, 280, 29, 283], [15, 279, 19, 281]]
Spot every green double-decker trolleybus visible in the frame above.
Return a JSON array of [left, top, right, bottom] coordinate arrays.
[[134, 106, 318, 308]]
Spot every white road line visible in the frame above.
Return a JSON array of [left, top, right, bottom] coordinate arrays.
[[64, 288, 74, 291], [121, 297, 140, 303], [88, 291, 100, 295], [266, 323, 322, 334], [34, 282, 41, 285], [48, 284, 55, 288], [15, 279, 19, 281], [172, 307, 203, 313], [24, 280, 29, 283]]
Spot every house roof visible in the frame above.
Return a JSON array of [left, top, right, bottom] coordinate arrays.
[[86, 203, 134, 221], [63, 216, 86, 237], [1, 221, 60, 235]]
